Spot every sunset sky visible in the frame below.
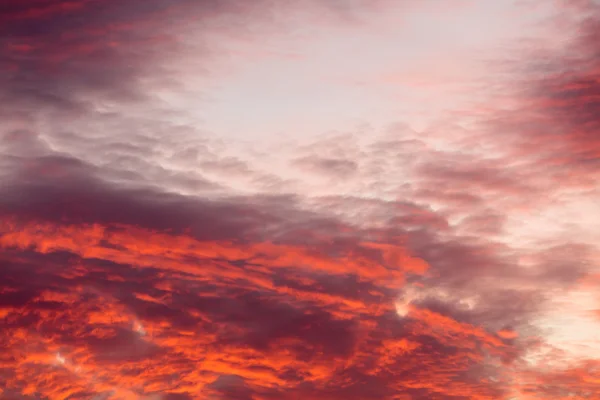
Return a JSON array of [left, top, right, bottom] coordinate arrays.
[[1, 0, 600, 399]]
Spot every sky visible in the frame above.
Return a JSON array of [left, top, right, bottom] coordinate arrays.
[[0, 0, 599, 399]]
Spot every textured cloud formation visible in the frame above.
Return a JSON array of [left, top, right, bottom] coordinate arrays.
[[1, 1, 599, 399]]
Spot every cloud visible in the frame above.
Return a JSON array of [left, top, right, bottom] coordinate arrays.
[[1, 0, 599, 399], [0, 0, 237, 110], [489, 3, 600, 186], [0, 154, 518, 398], [0, 149, 592, 398], [293, 156, 359, 179]]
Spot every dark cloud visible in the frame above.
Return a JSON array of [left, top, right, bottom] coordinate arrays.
[[0, 0, 219, 109], [492, 7, 600, 182], [293, 156, 359, 178], [0, 153, 275, 242]]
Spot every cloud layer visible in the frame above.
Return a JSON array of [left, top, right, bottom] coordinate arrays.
[[1, 0, 599, 399]]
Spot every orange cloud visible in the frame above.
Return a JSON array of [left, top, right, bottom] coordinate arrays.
[[0, 217, 524, 399]]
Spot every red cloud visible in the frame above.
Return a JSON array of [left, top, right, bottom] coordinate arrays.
[[1, 1, 599, 399]]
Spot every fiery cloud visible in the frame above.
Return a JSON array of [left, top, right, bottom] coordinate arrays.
[[1, 0, 599, 399]]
